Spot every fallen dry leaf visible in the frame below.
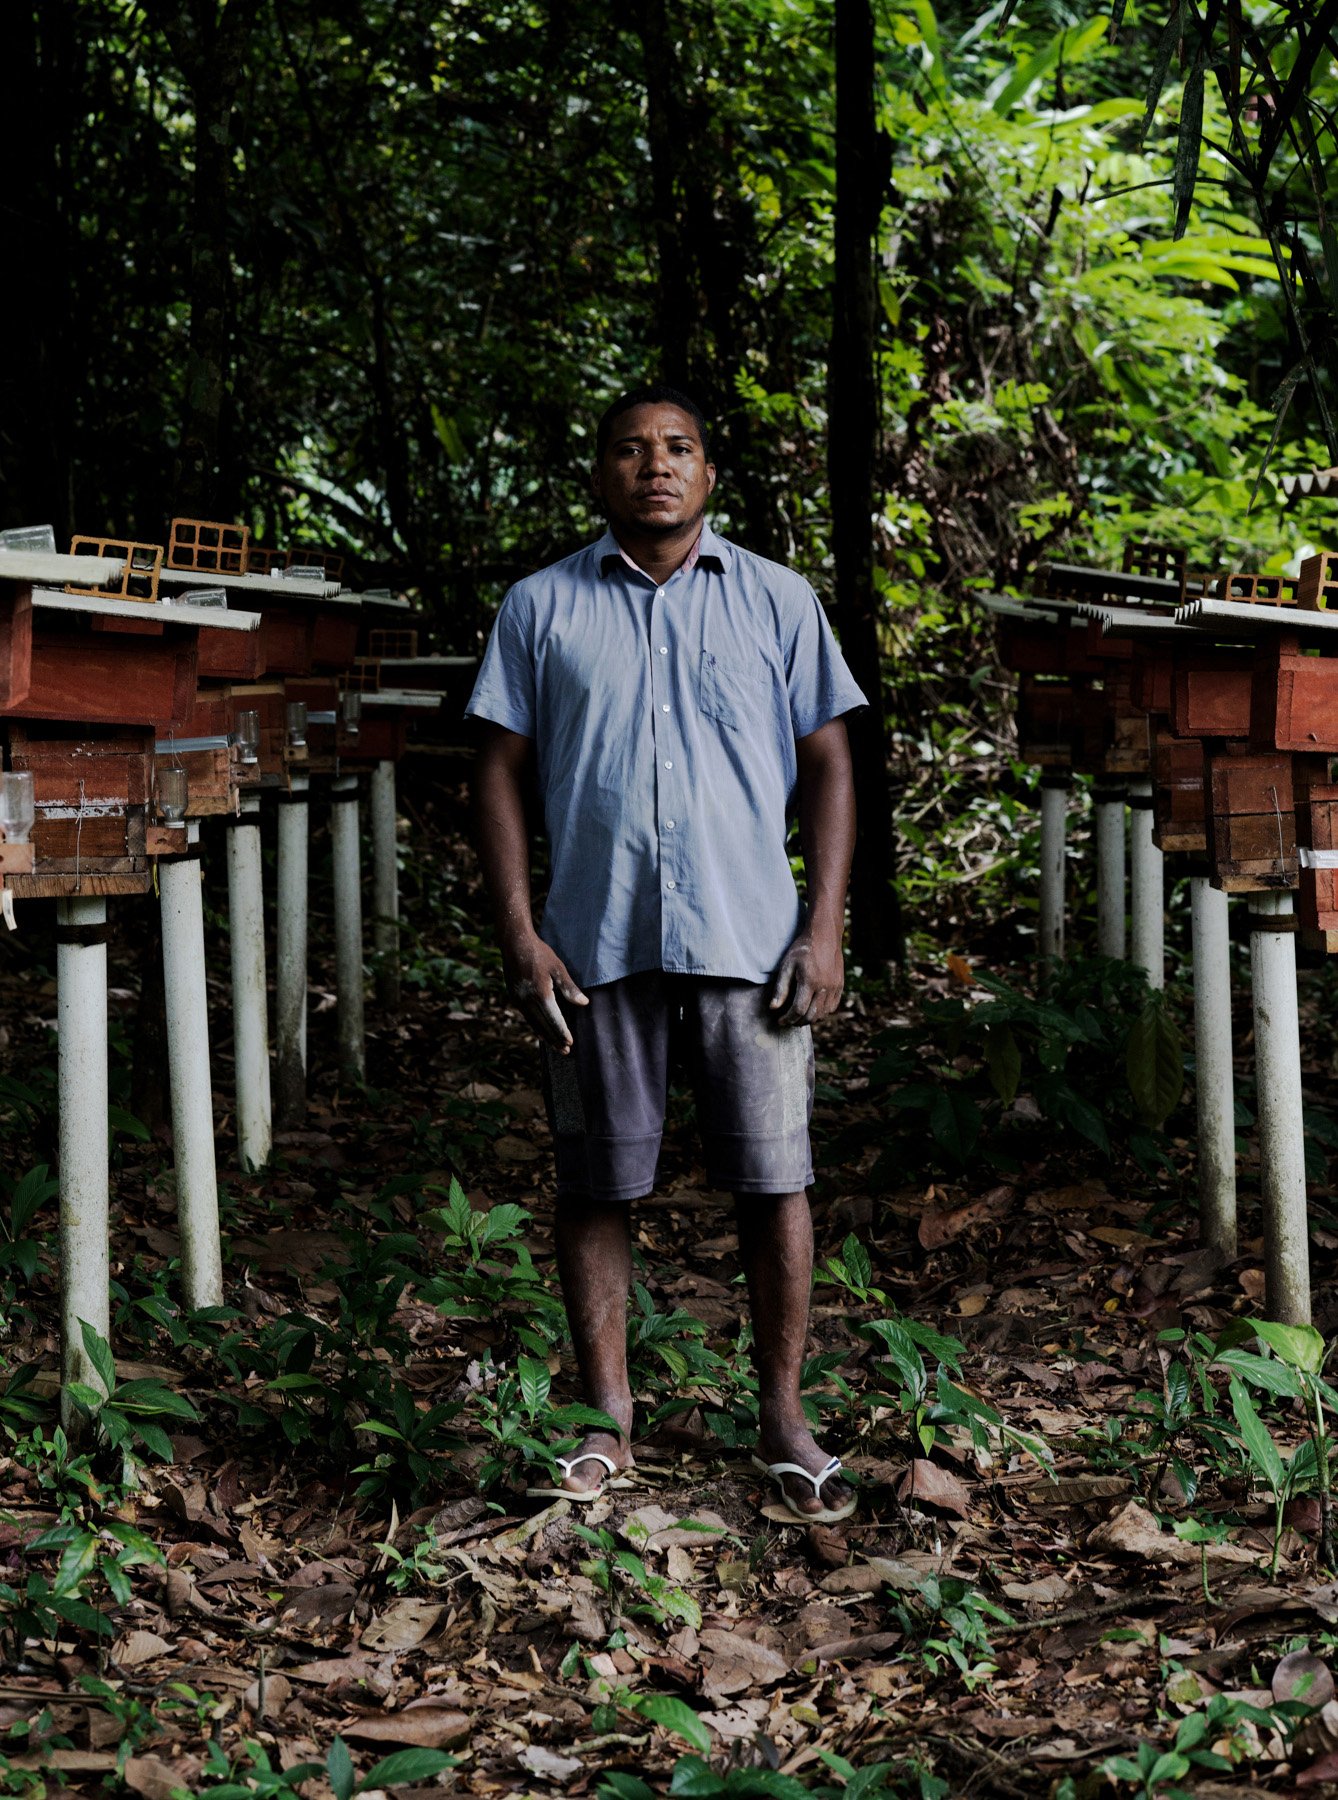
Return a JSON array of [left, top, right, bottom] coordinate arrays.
[[918, 1184, 1014, 1249], [360, 1596, 444, 1651], [517, 1744, 583, 1781], [699, 1627, 788, 1697], [1274, 1650, 1334, 1709], [341, 1701, 471, 1750], [112, 1629, 173, 1669], [897, 1458, 972, 1518], [1089, 1500, 1256, 1566], [123, 1755, 202, 1800]]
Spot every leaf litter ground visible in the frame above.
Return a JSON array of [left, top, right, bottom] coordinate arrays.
[[0, 776, 1336, 1796]]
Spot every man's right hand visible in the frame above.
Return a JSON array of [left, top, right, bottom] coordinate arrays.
[[501, 933, 589, 1052]]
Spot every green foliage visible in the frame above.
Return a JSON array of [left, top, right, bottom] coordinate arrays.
[[846, 958, 1183, 1182], [825, 1235, 1052, 1472], [1099, 1692, 1308, 1796], [420, 1178, 567, 1357], [65, 1321, 199, 1464], [886, 1572, 1013, 1692], [194, 1734, 454, 1799]]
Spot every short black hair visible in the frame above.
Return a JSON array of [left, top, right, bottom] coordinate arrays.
[[595, 384, 712, 462]]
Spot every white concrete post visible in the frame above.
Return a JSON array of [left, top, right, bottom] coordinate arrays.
[[1094, 785, 1127, 960], [160, 843, 224, 1311], [275, 776, 309, 1129], [1038, 778, 1067, 960], [371, 758, 400, 1009], [1129, 781, 1165, 990], [1191, 875, 1236, 1258], [57, 896, 110, 1427], [227, 793, 272, 1171], [330, 774, 366, 1082], [1249, 891, 1311, 1325]]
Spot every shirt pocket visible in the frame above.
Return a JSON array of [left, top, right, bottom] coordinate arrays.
[[699, 652, 770, 731]]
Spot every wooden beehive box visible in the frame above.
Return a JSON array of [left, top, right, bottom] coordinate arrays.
[[224, 682, 306, 787], [1170, 650, 1254, 739], [284, 676, 344, 775], [1205, 744, 1298, 891], [5, 724, 153, 897], [196, 615, 267, 682], [1152, 731, 1207, 853], [311, 606, 360, 672], [12, 599, 199, 732], [1100, 666, 1151, 776], [255, 607, 317, 677], [1130, 646, 1174, 717], [1303, 774, 1338, 943], [1250, 635, 1338, 754], [1016, 675, 1077, 769]]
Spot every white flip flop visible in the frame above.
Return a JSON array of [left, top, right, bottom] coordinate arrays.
[[525, 1450, 637, 1504], [751, 1453, 857, 1524]]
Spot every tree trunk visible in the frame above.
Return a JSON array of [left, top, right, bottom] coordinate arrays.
[[149, 0, 260, 518], [0, 4, 77, 539], [829, 0, 903, 965]]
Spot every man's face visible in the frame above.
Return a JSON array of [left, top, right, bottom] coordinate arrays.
[[592, 403, 716, 536]]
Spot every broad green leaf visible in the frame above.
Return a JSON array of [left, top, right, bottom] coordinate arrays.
[[327, 1736, 356, 1800], [1229, 1376, 1285, 1495], [928, 1086, 981, 1163], [636, 1694, 712, 1752], [1214, 1347, 1303, 1398], [359, 1749, 458, 1790], [668, 1758, 721, 1798], [1252, 1320, 1325, 1375], [517, 1356, 552, 1417], [79, 1321, 116, 1398], [1126, 1000, 1183, 1128], [983, 1023, 1021, 1104], [842, 1233, 873, 1291], [54, 1532, 99, 1598]]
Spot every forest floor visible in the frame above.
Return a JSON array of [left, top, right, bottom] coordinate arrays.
[[0, 766, 1337, 1798]]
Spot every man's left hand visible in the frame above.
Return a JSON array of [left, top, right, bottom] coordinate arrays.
[[770, 928, 844, 1027]]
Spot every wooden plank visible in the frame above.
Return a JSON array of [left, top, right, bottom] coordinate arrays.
[[1171, 654, 1254, 737], [9, 628, 196, 729], [257, 608, 316, 676]]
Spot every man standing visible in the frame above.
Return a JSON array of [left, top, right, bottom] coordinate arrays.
[[467, 385, 866, 1520]]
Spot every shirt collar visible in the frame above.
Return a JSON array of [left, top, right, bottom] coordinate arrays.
[[596, 518, 732, 579]]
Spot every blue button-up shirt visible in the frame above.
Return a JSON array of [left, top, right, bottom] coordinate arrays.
[[465, 520, 867, 989]]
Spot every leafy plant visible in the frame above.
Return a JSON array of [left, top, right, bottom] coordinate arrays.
[[573, 1519, 702, 1633], [886, 1572, 1013, 1692], [419, 1179, 567, 1356], [824, 1235, 1051, 1472], [842, 959, 1184, 1181], [194, 1734, 455, 1799], [468, 1351, 621, 1493], [65, 1321, 200, 1463]]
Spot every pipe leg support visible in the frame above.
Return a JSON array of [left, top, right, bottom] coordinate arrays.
[[57, 897, 110, 1430], [275, 778, 309, 1129], [371, 759, 400, 1009], [161, 852, 224, 1311], [1038, 777, 1068, 961], [1129, 781, 1165, 990], [227, 794, 272, 1171], [1191, 875, 1236, 1258], [331, 774, 366, 1082], [1250, 891, 1310, 1325], [1094, 786, 1127, 961]]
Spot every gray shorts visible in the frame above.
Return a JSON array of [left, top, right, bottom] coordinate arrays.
[[541, 972, 815, 1203]]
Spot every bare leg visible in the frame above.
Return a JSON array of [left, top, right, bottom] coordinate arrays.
[[736, 1191, 852, 1516], [553, 1195, 636, 1494]]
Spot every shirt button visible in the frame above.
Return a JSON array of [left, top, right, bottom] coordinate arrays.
[[665, 880, 676, 890], [661, 703, 670, 713], [656, 589, 664, 599], [658, 645, 668, 655], [665, 819, 676, 829], [664, 760, 673, 770]]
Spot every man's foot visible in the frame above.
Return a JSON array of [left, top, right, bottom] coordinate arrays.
[[556, 1424, 636, 1497], [754, 1423, 855, 1520]]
